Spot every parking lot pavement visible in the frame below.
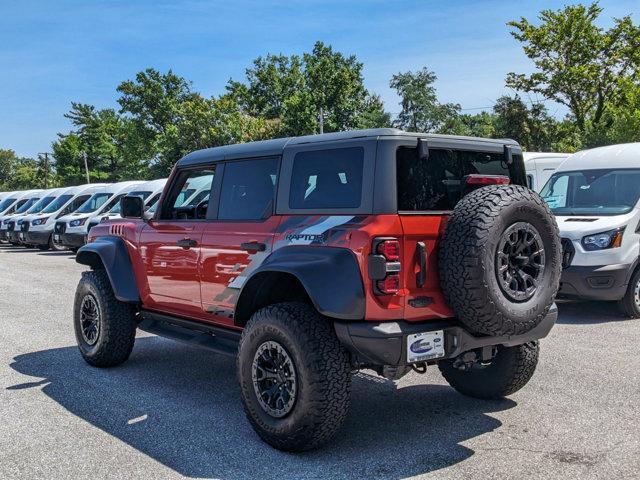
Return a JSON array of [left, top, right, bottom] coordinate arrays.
[[1, 244, 639, 480]]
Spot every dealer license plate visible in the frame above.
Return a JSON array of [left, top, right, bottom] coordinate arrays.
[[19, 233, 25, 241], [406, 330, 445, 363], [54, 234, 60, 242]]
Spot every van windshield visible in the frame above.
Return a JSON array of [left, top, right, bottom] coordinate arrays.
[[15, 197, 41, 214], [27, 196, 56, 214], [76, 193, 112, 214], [0, 198, 17, 212], [42, 195, 73, 213], [541, 169, 640, 216]]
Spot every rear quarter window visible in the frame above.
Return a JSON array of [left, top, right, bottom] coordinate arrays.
[[289, 147, 364, 209], [397, 147, 525, 211]]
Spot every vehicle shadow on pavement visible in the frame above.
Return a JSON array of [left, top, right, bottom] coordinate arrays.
[[8, 336, 515, 479], [556, 300, 634, 324]]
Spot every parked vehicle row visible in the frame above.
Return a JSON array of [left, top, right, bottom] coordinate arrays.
[[0, 179, 167, 251]]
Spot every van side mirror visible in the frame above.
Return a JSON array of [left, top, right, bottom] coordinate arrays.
[[418, 138, 429, 160], [121, 196, 144, 219]]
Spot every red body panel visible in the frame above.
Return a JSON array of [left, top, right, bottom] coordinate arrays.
[[89, 210, 456, 330]]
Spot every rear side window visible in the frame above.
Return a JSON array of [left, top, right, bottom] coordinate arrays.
[[218, 158, 279, 220], [289, 147, 364, 209], [397, 147, 525, 211]]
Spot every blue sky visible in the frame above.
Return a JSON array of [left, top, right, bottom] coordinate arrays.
[[1, 0, 638, 158]]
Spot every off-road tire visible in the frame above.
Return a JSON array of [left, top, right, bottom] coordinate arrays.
[[439, 185, 562, 336], [618, 267, 640, 318], [73, 270, 137, 367], [439, 342, 539, 399], [237, 302, 351, 452]]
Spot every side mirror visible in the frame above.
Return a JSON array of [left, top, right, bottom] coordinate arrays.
[[121, 195, 144, 219], [418, 138, 429, 160]]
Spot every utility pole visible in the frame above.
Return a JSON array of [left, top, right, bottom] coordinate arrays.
[[83, 152, 90, 184], [318, 107, 328, 134], [38, 152, 51, 188]]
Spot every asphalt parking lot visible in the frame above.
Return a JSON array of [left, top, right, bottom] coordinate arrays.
[[1, 244, 639, 480]]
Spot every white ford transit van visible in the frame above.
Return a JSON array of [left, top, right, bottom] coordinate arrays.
[[540, 143, 640, 317]]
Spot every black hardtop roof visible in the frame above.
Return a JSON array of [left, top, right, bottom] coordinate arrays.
[[177, 128, 519, 167]]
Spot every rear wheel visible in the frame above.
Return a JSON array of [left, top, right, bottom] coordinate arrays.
[[237, 302, 351, 451], [618, 267, 640, 318], [439, 342, 539, 399], [73, 270, 137, 367]]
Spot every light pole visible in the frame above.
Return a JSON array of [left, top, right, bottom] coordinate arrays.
[[37, 152, 51, 188], [82, 152, 90, 184]]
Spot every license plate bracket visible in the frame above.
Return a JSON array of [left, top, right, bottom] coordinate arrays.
[[406, 330, 445, 363]]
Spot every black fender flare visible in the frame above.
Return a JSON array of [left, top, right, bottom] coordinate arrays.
[[75, 237, 140, 303], [238, 246, 365, 321]]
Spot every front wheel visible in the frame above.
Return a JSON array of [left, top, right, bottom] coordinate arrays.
[[73, 270, 137, 367], [618, 267, 640, 318], [438, 342, 539, 399], [237, 302, 351, 451]]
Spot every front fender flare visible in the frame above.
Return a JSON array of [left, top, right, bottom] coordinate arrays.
[[240, 246, 365, 320], [76, 237, 140, 303]]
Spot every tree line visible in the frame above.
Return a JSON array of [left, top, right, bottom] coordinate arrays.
[[1, 2, 639, 190]]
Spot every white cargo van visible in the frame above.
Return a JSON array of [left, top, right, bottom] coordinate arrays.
[[524, 152, 570, 192], [25, 184, 107, 251], [540, 143, 640, 317]]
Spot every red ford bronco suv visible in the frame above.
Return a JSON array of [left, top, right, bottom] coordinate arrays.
[[73, 128, 562, 451]]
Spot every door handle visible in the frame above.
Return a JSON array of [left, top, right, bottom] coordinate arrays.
[[177, 238, 198, 249], [416, 241, 427, 287], [241, 242, 266, 252]]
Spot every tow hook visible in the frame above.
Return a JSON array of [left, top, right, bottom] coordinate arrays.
[[452, 346, 497, 370]]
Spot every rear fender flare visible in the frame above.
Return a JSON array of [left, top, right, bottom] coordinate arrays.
[[237, 246, 365, 322], [75, 236, 140, 303]]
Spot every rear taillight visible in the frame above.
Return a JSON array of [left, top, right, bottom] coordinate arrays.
[[377, 274, 400, 295], [369, 237, 402, 295], [376, 239, 400, 260]]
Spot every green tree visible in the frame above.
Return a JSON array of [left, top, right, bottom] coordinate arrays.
[[492, 95, 560, 151], [0, 149, 51, 190], [228, 41, 386, 135], [507, 2, 640, 133], [389, 67, 461, 133]]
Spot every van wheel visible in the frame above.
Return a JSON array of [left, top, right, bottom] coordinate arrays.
[[618, 267, 640, 318], [439, 342, 539, 399], [49, 235, 66, 251], [237, 302, 351, 451], [73, 270, 137, 367]]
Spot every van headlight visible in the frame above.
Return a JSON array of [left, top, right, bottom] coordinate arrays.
[[582, 227, 625, 251], [32, 217, 49, 226], [69, 218, 87, 227]]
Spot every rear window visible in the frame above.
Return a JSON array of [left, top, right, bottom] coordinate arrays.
[[289, 147, 364, 209], [397, 147, 525, 211]]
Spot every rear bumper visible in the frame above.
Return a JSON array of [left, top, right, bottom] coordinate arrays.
[[334, 304, 558, 366], [57, 232, 86, 248], [25, 231, 51, 246], [559, 264, 633, 301]]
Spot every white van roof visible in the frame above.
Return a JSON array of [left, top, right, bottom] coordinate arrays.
[[558, 143, 640, 172], [111, 180, 145, 195], [523, 152, 571, 162], [136, 178, 167, 192]]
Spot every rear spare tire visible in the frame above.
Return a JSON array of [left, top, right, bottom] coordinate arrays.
[[439, 185, 561, 336]]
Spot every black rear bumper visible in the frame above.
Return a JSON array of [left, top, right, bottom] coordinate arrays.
[[334, 304, 558, 366]]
